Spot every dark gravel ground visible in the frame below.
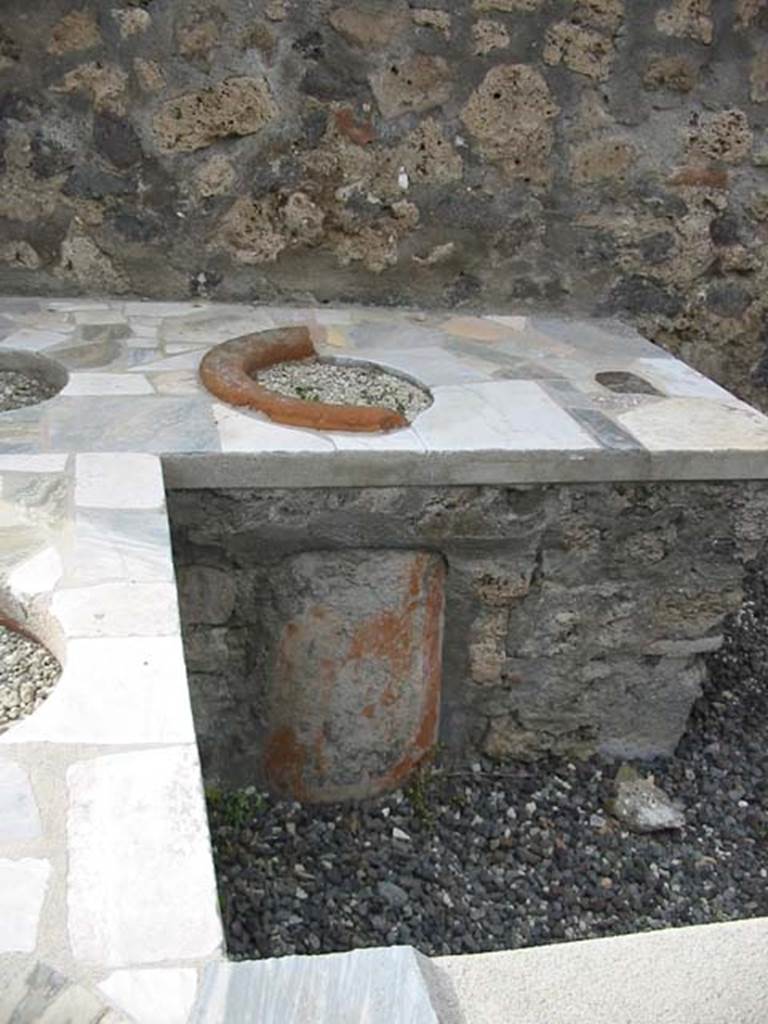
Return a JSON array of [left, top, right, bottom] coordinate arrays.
[[207, 559, 768, 960]]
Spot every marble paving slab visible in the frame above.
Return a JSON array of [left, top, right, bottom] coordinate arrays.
[[189, 947, 445, 1024]]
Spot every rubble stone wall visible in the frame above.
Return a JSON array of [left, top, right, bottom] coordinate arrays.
[[167, 481, 768, 787]]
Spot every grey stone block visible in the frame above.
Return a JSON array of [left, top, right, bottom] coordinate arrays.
[[189, 946, 451, 1024]]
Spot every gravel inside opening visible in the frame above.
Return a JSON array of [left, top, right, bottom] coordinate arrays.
[[0, 625, 61, 732], [0, 370, 59, 412], [256, 359, 431, 421], [207, 556, 768, 961]]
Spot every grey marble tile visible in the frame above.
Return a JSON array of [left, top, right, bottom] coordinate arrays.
[[491, 361, 565, 380], [442, 339, 551, 376], [68, 508, 174, 585], [0, 859, 50, 952], [0, 298, 44, 315], [41, 397, 219, 453], [347, 322, 451, 351], [1, 472, 67, 518], [0, 960, 129, 1023], [530, 317, 661, 361], [0, 758, 41, 841], [190, 946, 444, 1024], [47, 337, 124, 370], [540, 379, 597, 406], [569, 408, 646, 451], [0, 315, 18, 337]]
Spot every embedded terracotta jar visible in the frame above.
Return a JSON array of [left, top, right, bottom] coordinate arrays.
[[259, 549, 445, 803], [200, 326, 409, 432]]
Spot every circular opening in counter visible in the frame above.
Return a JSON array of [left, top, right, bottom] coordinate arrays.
[[595, 371, 661, 396], [0, 350, 68, 412], [0, 619, 61, 734], [200, 326, 432, 433], [257, 358, 431, 424]]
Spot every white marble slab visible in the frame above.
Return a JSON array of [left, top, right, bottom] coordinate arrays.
[[8, 546, 63, 600], [2, 637, 195, 745], [51, 582, 180, 637], [159, 312, 274, 345], [123, 302, 210, 318], [128, 351, 205, 373], [190, 947, 442, 1024], [99, 968, 199, 1024], [74, 310, 128, 326], [75, 453, 165, 509], [1, 329, 71, 351], [0, 759, 41, 841], [148, 371, 200, 395], [0, 454, 68, 473], [633, 357, 745, 405], [66, 746, 222, 966], [619, 397, 768, 451], [342, 346, 489, 386], [62, 373, 154, 396], [0, 859, 50, 952], [67, 509, 174, 586], [413, 381, 600, 452], [329, 426, 426, 452], [45, 301, 118, 312], [213, 404, 335, 453]]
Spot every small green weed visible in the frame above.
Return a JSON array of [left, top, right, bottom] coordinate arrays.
[[206, 786, 265, 830], [404, 760, 437, 827]]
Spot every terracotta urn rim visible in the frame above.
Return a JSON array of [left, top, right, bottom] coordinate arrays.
[[199, 325, 412, 433]]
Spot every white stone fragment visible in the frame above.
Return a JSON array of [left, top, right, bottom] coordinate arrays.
[[67, 746, 222, 966], [213, 404, 335, 453], [75, 453, 165, 509], [99, 968, 199, 1024], [51, 582, 179, 637], [8, 547, 63, 602], [0, 858, 50, 952], [0, 759, 41, 841], [62, 374, 154, 396], [0, 455, 68, 472], [1, 329, 70, 351], [2, 637, 195, 745]]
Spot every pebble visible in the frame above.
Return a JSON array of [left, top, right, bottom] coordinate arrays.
[[611, 767, 685, 833], [208, 555, 768, 960], [257, 358, 431, 421], [0, 625, 60, 733], [0, 370, 58, 412]]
